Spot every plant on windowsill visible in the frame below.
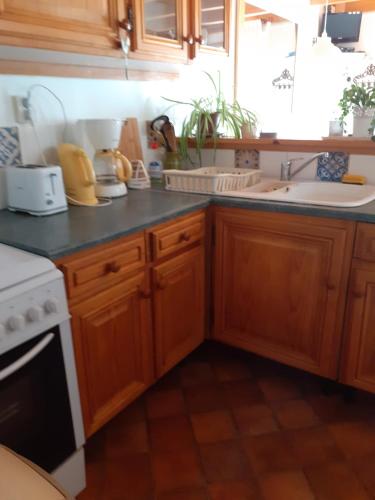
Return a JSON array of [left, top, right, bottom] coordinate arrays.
[[163, 71, 257, 167], [232, 100, 258, 139], [338, 83, 375, 138]]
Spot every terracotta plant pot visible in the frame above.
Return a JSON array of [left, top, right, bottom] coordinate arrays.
[[240, 123, 256, 139], [199, 112, 220, 137]]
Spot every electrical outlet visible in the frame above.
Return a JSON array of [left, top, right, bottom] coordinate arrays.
[[12, 96, 30, 123]]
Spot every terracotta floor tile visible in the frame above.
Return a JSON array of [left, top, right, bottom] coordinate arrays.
[[78, 460, 105, 500], [152, 448, 204, 493], [233, 404, 279, 436], [352, 453, 375, 497], [242, 433, 298, 474], [191, 410, 236, 443], [275, 399, 320, 430], [329, 421, 375, 459], [221, 380, 264, 408], [106, 419, 149, 457], [212, 359, 253, 382], [152, 369, 182, 392], [180, 361, 215, 387], [258, 376, 302, 402], [150, 415, 195, 452], [305, 461, 370, 500], [146, 389, 186, 419], [104, 454, 153, 500], [259, 470, 315, 500], [156, 488, 208, 500], [307, 393, 375, 424], [286, 426, 344, 466], [207, 480, 259, 500], [185, 384, 226, 413], [199, 440, 251, 482]]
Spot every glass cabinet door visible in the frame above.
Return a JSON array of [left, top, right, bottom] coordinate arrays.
[[144, 0, 178, 40], [130, 0, 188, 63], [194, 0, 230, 55]]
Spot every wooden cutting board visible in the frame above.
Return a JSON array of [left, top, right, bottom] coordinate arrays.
[[119, 117, 144, 161]]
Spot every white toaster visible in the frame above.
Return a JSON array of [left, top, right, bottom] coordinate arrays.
[[6, 165, 68, 216]]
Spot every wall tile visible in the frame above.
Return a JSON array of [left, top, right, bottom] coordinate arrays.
[[317, 152, 349, 182], [235, 149, 259, 169], [0, 126, 22, 167]]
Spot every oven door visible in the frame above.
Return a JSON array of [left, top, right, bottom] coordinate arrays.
[[0, 326, 76, 472]]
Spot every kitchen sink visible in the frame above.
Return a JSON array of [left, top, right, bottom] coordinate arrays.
[[222, 178, 375, 208]]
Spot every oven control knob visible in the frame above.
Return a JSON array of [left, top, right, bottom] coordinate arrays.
[[7, 315, 25, 332], [26, 306, 43, 322], [44, 298, 59, 314], [0, 324, 6, 341]]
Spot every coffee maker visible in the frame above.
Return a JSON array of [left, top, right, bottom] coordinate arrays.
[[81, 119, 132, 198]]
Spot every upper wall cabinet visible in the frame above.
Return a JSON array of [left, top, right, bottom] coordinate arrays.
[[0, 0, 124, 55], [125, 0, 231, 62], [127, 0, 189, 62], [190, 0, 230, 58]]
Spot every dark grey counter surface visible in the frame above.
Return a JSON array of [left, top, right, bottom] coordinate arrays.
[[1, 188, 375, 259]]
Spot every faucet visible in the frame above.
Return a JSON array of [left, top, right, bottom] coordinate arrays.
[[280, 152, 329, 181]]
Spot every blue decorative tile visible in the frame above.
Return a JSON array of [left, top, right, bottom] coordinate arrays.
[[317, 152, 348, 182], [235, 149, 259, 169], [0, 127, 22, 167]]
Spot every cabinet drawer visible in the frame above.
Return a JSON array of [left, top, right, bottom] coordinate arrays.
[[150, 212, 205, 260], [60, 233, 146, 299], [355, 223, 375, 262]]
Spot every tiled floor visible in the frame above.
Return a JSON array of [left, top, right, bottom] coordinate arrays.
[[78, 342, 375, 500]]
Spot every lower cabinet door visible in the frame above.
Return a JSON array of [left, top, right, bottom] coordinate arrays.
[[153, 246, 205, 377], [340, 261, 375, 393], [71, 272, 153, 437], [213, 208, 354, 378]]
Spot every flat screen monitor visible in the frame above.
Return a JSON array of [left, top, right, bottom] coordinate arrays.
[[323, 12, 362, 43]]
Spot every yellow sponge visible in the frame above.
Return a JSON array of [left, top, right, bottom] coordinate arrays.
[[341, 174, 367, 185]]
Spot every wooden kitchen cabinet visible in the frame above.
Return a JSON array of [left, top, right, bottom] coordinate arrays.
[[212, 207, 355, 378], [153, 245, 205, 377], [70, 271, 153, 437], [340, 222, 375, 393], [190, 0, 231, 58], [124, 0, 231, 62], [0, 0, 124, 56]]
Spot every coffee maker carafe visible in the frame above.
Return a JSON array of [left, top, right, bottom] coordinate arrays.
[[81, 119, 132, 198]]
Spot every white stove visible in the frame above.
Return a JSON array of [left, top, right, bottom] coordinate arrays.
[[0, 244, 86, 497]]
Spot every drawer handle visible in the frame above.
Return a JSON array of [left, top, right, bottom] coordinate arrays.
[[106, 262, 121, 274], [157, 278, 168, 290], [180, 231, 191, 242], [139, 288, 151, 299]]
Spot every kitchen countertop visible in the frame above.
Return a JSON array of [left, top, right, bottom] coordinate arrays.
[[1, 188, 375, 259]]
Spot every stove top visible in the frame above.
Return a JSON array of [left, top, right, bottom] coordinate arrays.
[[0, 244, 55, 291]]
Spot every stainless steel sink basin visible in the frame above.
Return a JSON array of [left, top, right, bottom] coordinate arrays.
[[222, 178, 375, 208]]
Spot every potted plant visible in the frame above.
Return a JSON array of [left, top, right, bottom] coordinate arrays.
[[232, 100, 258, 138], [163, 72, 256, 167], [339, 83, 375, 138]]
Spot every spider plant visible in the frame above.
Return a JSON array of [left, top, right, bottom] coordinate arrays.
[[163, 71, 255, 167], [232, 100, 258, 138]]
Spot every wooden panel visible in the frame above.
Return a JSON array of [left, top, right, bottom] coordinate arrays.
[[127, 0, 189, 63], [149, 211, 205, 261], [57, 233, 146, 301], [0, 0, 124, 56], [311, 0, 375, 11], [354, 223, 375, 262], [119, 118, 144, 161], [0, 59, 179, 81], [185, 137, 375, 155], [71, 271, 153, 436], [153, 245, 205, 377], [213, 207, 355, 378], [340, 260, 375, 393]]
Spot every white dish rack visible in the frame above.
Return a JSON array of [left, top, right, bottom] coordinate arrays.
[[163, 167, 261, 195]]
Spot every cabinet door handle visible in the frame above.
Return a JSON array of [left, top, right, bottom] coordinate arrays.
[[180, 231, 191, 242], [183, 34, 195, 46], [139, 288, 151, 299], [157, 278, 168, 290], [195, 35, 205, 45], [106, 262, 121, 274]]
